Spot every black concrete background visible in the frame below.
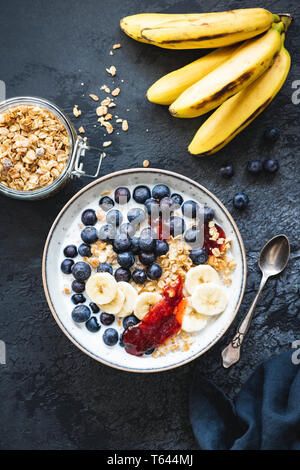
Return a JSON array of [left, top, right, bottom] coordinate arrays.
[[0, 0, 299, 450]]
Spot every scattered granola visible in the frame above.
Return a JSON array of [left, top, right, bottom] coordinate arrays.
[[103, 141, 112, 147], [89, 94, 99, 102], [112, 43, 121, 50], [121, 120, 128, 131], [106, 66, 116, 77], [78, 126, 85, 134], [143, 159, 150, 167], [73, 105, 81, 117], [111, 88, 120, 97]]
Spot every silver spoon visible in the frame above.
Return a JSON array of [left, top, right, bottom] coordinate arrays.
[[222, 234, 290, 368]]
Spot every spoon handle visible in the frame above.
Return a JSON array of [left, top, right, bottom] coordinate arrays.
[[222, 275, 268, 368]]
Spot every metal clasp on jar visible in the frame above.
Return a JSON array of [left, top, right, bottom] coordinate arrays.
[[72, 138, 104, 179]]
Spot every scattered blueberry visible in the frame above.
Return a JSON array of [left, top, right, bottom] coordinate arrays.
[[114, 187, 131, 204], [114, 267, 131, 282], [144, 197, 160, 216], [81, 209, 97, 226], [152, 184, 170, 200], [132, 268, 147, 284], [63, 245, 77, 258], [139, 230, 155, 253], [133, 185, 151, 204], [146, 263, 162, 280], [233, 192, 249, 209], [119, 222, 136, 238], [71, 261, 91, 281], [263, 158, 279, 173], [98, 223, 117, 243], [72, 305, 91, 323], [123, 315, 139, 329], [97, 263, 113, 275], [72, 280, 85, 293], [264, 127, 280, 142], [170, 216, 185, 236], [131, 236, 140, 254], [184, 226, 201, 245], [171, 193, 183, 208], [127, 207, 146, 224], [220, 164, 234, 178], [86, 317, 101, 332], [247, 160, 263, 174], [89, 302, 100, 313], [181, 200, 199, 218], [103, 328, 119, 346], [203, 206, 215, 223], [81, 226, 98, 244], [155, 239, 169, 257], [99, 196, 114, 212], [71, 293, 86, 305], [61, 259, 74, 274], [113, 233, 132, 253], [78, 243, 92, 258], [100, 312, 115, 326], [145, 347, 155, 355], [106, 209, 123, 227], [189, 247, 208, 265], [117, 251, 135, 269], [139, 252, 156, 266]]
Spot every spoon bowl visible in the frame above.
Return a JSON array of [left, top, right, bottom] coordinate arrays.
[[259, 234, 290, 278]]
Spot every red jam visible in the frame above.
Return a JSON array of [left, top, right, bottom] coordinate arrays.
[[123, 276, 185, 356], [204, 223, 226, 254]]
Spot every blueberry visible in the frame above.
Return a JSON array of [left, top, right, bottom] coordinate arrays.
[[263, 158, 279, 173], [61, 259, 74, 274], [63, 245, 77, 258], [81, 209, 97, 226], [117, 251, 135, 269], [71, 293, 86, 305], [160, 197, 176, 215], [139, 252, 156, 266], [103, 328, 119, 346], [152, 184, 170, 200], [145, 347, 155, 355], [131, 236, 140, 254], [146, 263, 162, 280], [97, 262, 113, 275], [99, 196, 114, 212], [72, 305, 91, 323], [89, 302, 100, 313], [86, 317, 101, 332], [144, 197, 160, 216], [132, 268, 147, 284], [106, 209, 123, 227], [123, 315, 139, 329], [72, 280, 85, 293], [264, 127, 280, 142], [119, 222, 136, 238], [133, 185, 151, 204], [71, 261, 91, 281], [247, 160, 263, 174], [114, 187, 131, 204], [203, 206, 215, 223], [127, 207, 146, 224], [81, 226, 98, 244], [170, 216, 185, 237], [119, 333, 125, 347], [78, 243, 92, 257], [233, 192, 249, 209], [220, 164, 234, 178], [171, 193, 183, 208], [181, 200, 199, 218], [100, 312, 115, 326], [114, 267, 131, 282], [189, 247, 208, 265], [184, 226, 201, 245], [155, 239, 169, 256], [98, 224, 117, 243], [139, 230, 155, 253], [113, 233, 132, 253]]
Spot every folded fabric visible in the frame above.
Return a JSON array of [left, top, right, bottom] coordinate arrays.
[[190, 350, 300, 450]]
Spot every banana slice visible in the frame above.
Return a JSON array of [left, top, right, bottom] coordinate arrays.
[[118, 282, 138, 317], [86, 273, 117, 305], [100, 288, 125, 315], [181, 302, 208, 333], [185, 265, 220, 295], [135, 292, 162, 320], [191, 282, 227, 316]]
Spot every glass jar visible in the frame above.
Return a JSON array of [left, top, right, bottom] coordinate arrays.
[[0, 96, 104, 200]]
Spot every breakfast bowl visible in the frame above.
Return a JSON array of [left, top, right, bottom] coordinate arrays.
[[42, 168, 247, 372]]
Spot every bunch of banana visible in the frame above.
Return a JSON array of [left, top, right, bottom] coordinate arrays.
[[120, 9, 292, 155]]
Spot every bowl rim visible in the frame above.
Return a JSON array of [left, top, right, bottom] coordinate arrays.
[[42, 168, 247, 373]]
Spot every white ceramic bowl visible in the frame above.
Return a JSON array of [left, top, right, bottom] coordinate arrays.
[[42, 169, 247, 373]]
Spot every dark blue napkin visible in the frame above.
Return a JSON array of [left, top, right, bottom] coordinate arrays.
[[190, 350, 300, 450]]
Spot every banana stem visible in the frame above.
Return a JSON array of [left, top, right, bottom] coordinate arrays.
[[279, 14, 293, 32]]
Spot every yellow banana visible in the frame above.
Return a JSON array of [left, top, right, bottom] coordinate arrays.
[[188, 45, 291, 156], [169, 26, 282, 119], [147, 45, 239, 105], [139, 9, 278, 49]]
